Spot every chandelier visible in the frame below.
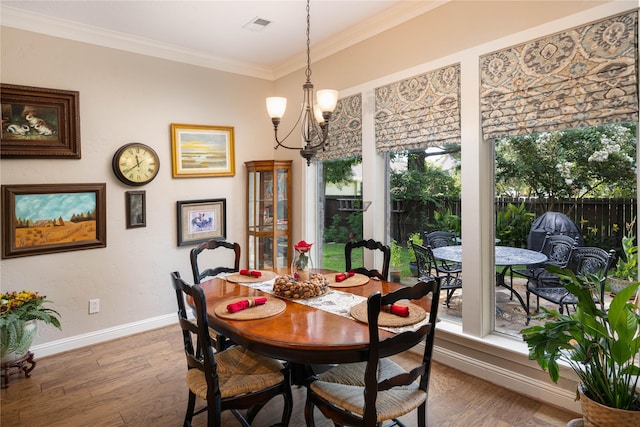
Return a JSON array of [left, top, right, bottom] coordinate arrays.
[[266, 0, 339, 165]]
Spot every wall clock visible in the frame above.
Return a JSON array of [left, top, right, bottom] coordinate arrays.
[[112, 142, 160, 186]]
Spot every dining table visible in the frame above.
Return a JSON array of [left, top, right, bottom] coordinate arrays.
[[431, 245, 548, 315], [196, 269, 433, 384]]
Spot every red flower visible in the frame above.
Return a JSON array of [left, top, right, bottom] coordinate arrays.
[[294, 240, 313, 253]]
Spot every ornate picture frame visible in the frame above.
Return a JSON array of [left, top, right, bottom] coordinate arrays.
[[177, 198, 226, 246], [170, 124, 235, 178], [1, 84, 81, 158], [125, 190, 146, 229], [2, 183, 107, 259]]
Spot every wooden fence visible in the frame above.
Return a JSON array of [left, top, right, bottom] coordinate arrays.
[[325, 196, 636, 250]]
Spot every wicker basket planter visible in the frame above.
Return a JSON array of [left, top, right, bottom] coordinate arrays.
[[580, 386, 640, 427]]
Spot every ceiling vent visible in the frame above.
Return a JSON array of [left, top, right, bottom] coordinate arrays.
[[243, 17, 272, 32]]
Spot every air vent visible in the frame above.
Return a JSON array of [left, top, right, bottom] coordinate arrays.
[[243, 17, 272, 32]]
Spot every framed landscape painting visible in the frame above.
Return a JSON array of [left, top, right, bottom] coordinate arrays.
[[1, 84, 81, 158], [177, 198, 226, 246], [170, 124, 235, 178], [2, 183, 107, 258]]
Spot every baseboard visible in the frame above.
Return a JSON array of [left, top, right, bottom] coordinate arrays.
[[30, 313, 177, 358]]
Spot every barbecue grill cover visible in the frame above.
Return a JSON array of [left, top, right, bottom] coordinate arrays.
[[527, 212, 585, 250]]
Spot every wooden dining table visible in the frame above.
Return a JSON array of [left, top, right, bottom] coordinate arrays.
[[197, 269, 430, 369]]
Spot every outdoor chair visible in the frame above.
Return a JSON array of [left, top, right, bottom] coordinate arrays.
[[412, 241, 462, 307], [345, 239, 391, 281], [190, 239, 241, 351], [304, 277, 441, 427], [170, 272, 293, 427], [512, 233, 577, 310], [424, 231, 458, 248], [525, 247, 614, 323]]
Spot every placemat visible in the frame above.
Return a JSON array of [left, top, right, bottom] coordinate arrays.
[[350, 301, 426, 327], [214, 296, 286, 320], [225, 270, 277, 283], [324, 273, 370, 288]]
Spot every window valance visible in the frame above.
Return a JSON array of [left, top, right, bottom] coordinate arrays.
[[480, 10, 638, 141], [315, 93, 362, 161], [375, 64, 461, 153]]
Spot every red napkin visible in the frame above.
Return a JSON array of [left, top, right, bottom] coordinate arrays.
[[335, 270, 355, 282], [226, 297, 267, 313], [382, 304, 410, 317], [239, 269, 262, 278]]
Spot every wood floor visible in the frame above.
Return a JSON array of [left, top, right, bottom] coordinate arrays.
[[1, 325, 579, 426]]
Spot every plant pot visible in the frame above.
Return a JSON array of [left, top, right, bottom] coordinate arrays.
[[409, 261, 419, 277], [608, 277, 635, 295], [579, 385, 640, 427], [1, 320, 37, 365], [389, 268, 402, 283]]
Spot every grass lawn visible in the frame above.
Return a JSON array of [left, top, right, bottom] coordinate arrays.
[[322, 242, 414, 277]]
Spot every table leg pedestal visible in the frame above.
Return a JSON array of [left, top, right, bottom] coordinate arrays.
[[1, 351, 36, 388]]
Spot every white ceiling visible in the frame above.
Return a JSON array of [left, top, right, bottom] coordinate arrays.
[[1, 0, 446, 80]]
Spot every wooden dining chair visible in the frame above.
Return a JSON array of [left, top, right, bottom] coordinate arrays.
[[345, 239, 391, 281], [170, 272, 293, 427], [190, 239, 241, 284], [304, 276, 441, 426], [190, 240, 241, 350], [412, 241, 462, 307]]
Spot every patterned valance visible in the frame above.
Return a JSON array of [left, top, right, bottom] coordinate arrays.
[[480, 10, 639, 141], [315, 93, 362, 161], [375, 64, 461, 153]]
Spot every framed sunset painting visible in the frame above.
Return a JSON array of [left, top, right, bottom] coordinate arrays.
[[170, 124, 235, 177]]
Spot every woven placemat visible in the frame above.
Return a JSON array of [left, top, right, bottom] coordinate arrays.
[[350, 301, 426, 327], [225, 270, 277, 283], [325, 273, 370, 288], [214, 296, 286, 320]]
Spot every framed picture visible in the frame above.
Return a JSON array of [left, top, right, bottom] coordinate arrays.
[[1, 84, 81, 159], [125, 190, 146, 229], [170, 124, 235, 178], [2, 183, 107, 259], [177, 198, 226, 246]]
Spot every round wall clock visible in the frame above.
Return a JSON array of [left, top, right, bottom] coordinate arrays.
[[112, 142, 160, 186]]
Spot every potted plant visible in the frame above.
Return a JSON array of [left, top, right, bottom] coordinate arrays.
[[0, 290, 61, 364], [389, 240, 403, 283], [407, 232, 424, 276], [521, 266, 640, 425], [609, 218, 638, 294]]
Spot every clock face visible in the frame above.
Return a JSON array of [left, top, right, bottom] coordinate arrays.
[[112, 143, 160, 186]]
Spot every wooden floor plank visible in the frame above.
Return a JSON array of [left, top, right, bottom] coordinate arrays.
[[0, 325, 579, 426]]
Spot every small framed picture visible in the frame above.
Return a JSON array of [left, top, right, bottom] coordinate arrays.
[[125, 191, 146, 228], [177, 198, 226, 246], [1, 84, 81, 158], [170, 124, 235, 178]]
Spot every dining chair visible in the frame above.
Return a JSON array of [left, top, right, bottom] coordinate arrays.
[[424, 231, 457, 248], [170, 272, 293, 427], [190, 239, 241, 350], [513, 233, 577, 310], [412, 241, 462, 307], [190, 239, 241, 284], [345, 239, 391, 281], [304, 276, 441, 426], [525, 247, 614, 323]]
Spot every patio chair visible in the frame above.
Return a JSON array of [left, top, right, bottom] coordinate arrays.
[[525, 247, 614, 323], [304, 277, 441, 426], [412, 241, 462, 307], [424, 231, 458, 248]]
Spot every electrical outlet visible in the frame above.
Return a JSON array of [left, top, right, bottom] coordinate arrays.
[[89, 299, 100, 314]]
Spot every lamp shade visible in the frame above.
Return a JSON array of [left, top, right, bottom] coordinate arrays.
[[313, 104, 324, 123], [316, 90, 339, 113], [266, 97, 287, 119]]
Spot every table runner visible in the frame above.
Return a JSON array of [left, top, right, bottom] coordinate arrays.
[[217, 273, 430, 334]]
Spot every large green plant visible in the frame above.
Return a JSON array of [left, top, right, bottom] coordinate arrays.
[[612, 218, 638, 282], [521, 267, 640, 410], [495, 202, 534, 248], [431, 208, 461, 236]]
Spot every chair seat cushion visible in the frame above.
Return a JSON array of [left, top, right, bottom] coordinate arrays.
[[310, 359, 427, 422], [186, 346, 284, 399]]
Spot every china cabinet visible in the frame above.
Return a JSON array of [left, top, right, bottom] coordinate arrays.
[[245, 160, 292, 270]]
